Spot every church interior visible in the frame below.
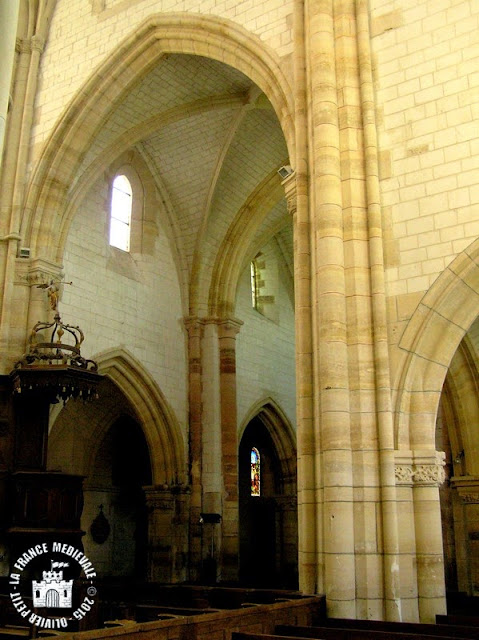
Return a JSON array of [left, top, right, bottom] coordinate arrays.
[[1, 0, 479, 634]]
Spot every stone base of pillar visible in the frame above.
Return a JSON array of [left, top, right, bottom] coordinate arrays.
[[144, 484, 190, 583]]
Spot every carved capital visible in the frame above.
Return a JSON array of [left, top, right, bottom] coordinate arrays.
[[184, 316, 205, 338], [143, 483, 191, 510], [30, 35, 45, 53], [413, 463, 446, 486], [20, 258, 64, 287], [16, 38, 30, 54], [395, 465, 414, 486], [394, 450, 446, 487], [281, 171, 297, 216], [216, 317, 243, 339]]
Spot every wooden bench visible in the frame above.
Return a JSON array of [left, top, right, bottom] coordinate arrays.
[[235, 630, 462, 640], [436, 616, 479, 627], [0, 594, 30, 640], [0, 627, 30, 640], [276, 621, 479, 640], [278, 627, 470, 640], [299, 619, 479, 639], [135, 604, 216, 621]]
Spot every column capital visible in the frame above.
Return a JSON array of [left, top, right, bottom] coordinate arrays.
[[143, 483, 191, 508], [394, 450, 446, 487], [16, 37, 30, 54], [30, 34, 45, 53], [280, 171, 297, 216], [183, 315, 205, 336], [216, 317, 243, 338], [17, 257, 64, 287], [201, 316, 243, 337]]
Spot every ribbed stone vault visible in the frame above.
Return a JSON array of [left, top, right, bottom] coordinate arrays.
[[74, 53, 292, 312]]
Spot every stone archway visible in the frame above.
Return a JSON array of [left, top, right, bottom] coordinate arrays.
[[395, 239, 479, 450], [48, 348, 188, 582], [393, 239, 479, 619], [21, 13, 294, 268], [238, 400, 297, 589]]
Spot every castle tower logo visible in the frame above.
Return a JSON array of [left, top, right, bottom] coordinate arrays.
[[32, 561, 73, 608], [9, 543, 97, 630]]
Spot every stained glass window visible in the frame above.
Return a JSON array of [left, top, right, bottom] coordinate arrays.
[[110, 174, 132, 251], [251, 447, 260, 496]]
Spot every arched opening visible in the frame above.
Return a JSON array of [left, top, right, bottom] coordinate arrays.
[[18, 12, 295, 591], [395, 240, 479, 614], [238, 409, 297, 589], [84, 415, 152, 579], [436, 325, 479, 604], [109, 174, 133, 251]]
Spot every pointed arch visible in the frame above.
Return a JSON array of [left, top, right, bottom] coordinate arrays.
[[240, 397, 296, 489], [22, 13, 294, 262], [93, 347, 186, 485], [395, 239, 479, 450], [207, 169, 286, 316]]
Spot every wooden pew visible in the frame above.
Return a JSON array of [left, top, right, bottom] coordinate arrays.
[[277, 621, 479, 640], [278, 627, 469, 640], [235, 630, 464, 640], [0, 595, 30, 640], [135, 604, 216, 622], [309, 619, 479, 639], [436, 616, 479, 627]]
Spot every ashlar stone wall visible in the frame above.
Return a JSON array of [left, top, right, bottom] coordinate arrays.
[[236, 239, 296, 430], [61, 172, 188, 436], [372, 0, 479, 305]]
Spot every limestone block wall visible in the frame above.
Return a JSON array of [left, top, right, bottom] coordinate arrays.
[[235, 240, 296, 431], [372, 0, 479, 307], [60, 175, 188, 436], [30, 0, 294, 166]]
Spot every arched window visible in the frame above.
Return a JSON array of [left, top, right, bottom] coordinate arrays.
[[110, 174, 132, 251], [250, 260, 258, 309], [251, 447, 260, 496]]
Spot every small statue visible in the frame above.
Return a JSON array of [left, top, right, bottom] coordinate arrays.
[[47, 280, 59, 310], [36, 279, 72, 312]]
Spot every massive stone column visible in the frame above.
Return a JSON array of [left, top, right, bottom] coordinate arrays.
[[297, 0, 404, 618], [291, 0, 316, 596], [304, 0, 356, 616]]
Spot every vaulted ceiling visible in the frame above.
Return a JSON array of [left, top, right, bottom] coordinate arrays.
[[78, 53, 293, 313]]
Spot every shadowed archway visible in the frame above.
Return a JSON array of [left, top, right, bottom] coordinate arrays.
[[238, 401, 297, 588]]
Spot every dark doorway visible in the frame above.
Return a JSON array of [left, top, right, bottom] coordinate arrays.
[[238, 414, 297, 588], [88, 415, 152, 579], [111, 416, 151, 579]]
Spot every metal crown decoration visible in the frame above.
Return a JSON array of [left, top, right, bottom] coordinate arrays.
[[11, 308, 102, 404]]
